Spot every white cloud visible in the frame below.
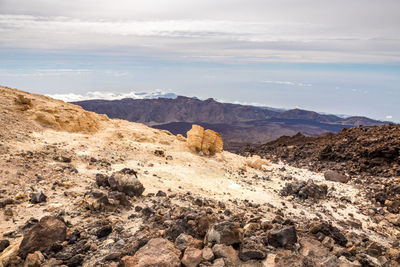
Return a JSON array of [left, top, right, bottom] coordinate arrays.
[[0, 11, 399, 63], [47, 89, 177, 102], [261, 80, 312, 87], [386, 115, 393, 119]]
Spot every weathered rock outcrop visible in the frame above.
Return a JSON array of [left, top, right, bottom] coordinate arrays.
[[187, 125, 223, 156]]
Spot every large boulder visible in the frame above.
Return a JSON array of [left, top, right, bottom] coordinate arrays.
[[187, 125, 223, 156], [121, 238, 181, 267], [108, 173, 144, 197], [18, 216, 67, 259], [267, 225, 297, 248], [212, 244, 239, 266], [175, 233, 203, 251], [205, 221, 243, 246], [24, 251, 44, 267], [324, 170, 350, 183], [280, 179, 327, 200], [309, 222, 347, 247], [0, 239, 10, 253], [181, 247, 202, 267]]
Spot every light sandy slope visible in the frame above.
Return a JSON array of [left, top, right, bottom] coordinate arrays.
[[0, 86, 396, 257]]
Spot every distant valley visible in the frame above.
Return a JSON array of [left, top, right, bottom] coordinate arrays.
[[73, 96, 387, 151]]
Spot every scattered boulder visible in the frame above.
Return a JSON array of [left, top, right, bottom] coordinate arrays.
[[0, 198, 14, 208], [309, 222, 347, 247], [202, 247, 214, 262], [108, 191, 131, 207], [154, 150, 165, 157], [366, 241, 385, 257], [121, 238, 181, 267], [187, 125, 223, 156], [239, 239, 266, 261], [205, 221, 243, 246], [175, 233, 203, 251], [246, 156, 270, 170], [267, 225, 297, 248], [96, 225, 112, 239], [280, 179, 327, 200], [30, 192, 47, 204], [181, 247, 202, 267], [18, 216, 67, 259], [95, 173, 110, 187], [386, 213, 400, 226], [299, 237, 330, 259], [108, 173, 144, 197], [0, 239, 10, 253], [24, 251, 44, 267], [324, 170, 350, 183], [212, 244, 239, 266]]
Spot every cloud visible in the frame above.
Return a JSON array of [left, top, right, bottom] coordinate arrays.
[[261, 80, 312, 87], [386, 115, 393, 119], [0, 12, 399, 63], [47, 89, 177, 102]]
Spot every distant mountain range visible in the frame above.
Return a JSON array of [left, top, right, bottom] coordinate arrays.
[[48, 90, 178, 102], [73, 96, 388, 151]]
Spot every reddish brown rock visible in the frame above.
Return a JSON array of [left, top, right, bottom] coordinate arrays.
[[24, 251, 44, 267], [18, 216, 67, 259], [175, 233, 203, 251], [181, 247, 202, 267], [121, 238, 181, 267], [212, 244, 239, 266]]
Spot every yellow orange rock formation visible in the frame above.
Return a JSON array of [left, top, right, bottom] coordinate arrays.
[[186, 125, 223, 156]]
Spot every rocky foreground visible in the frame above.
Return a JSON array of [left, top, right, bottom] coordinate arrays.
[[0, 86, 400, 267]]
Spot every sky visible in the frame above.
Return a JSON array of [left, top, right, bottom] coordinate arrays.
[[0, 0, 399, 121]]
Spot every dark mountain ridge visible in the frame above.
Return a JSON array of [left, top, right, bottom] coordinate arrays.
[[73, 96, 387, 151]]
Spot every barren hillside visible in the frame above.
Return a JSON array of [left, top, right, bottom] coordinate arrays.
[[0, 86, 399, 267]]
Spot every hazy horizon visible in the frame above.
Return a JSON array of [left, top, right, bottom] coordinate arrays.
[[1, 0, 399, 122]]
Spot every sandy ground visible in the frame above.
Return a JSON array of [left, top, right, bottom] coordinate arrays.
[[1, 117, 396, 247], [0, 86, 398, 266]]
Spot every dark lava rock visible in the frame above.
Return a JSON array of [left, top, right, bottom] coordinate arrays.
[[108, 173, 144, 197], [267, 225, 297, 248], [239, 239, 266, 261], [96, 225, 112, 239], [30, 192, 47, 204], [154, 150, 165, 157], [95, 173, 110, 187], [0, 198, 14, 208], [205, 221, 243, 246], [324, 170, 350, 183], [239, 124, 400, 178], [104, 252, 122, 261], [0, 239, 10, 253], [18, 216, 67, 259], [66, 230, 80, 245], [280, 179, 327, 200], [310, 222, 347, 247], [118, 168, 138, 178], [66, 254, 84, 267], [108, 191, 131, 206], [156, 190, 167, 197]]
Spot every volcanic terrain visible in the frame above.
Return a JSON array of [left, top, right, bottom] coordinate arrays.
[[0, 86, 399, 267]]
